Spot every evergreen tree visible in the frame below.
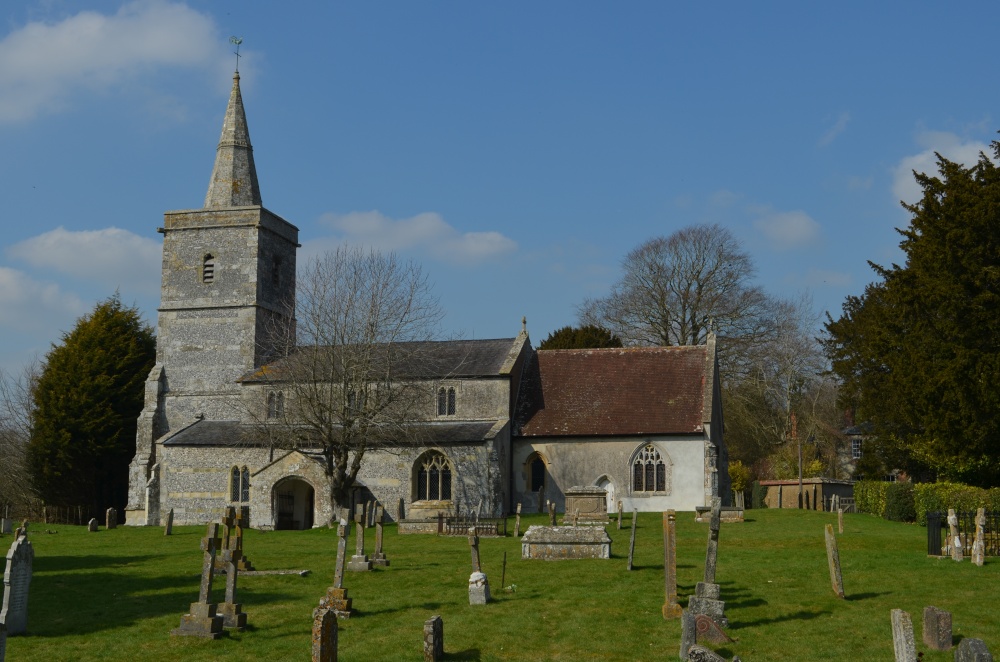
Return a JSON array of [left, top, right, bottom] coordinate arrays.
[[824, 145, 1000, 486], [537, 324, 623, 350], [28, 295, 155, 515]]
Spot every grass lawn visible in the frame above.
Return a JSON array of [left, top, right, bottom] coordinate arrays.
[[2, 509, 997, 661]]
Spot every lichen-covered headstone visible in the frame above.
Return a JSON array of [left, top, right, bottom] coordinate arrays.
[[972, 508, 986, 567], [371, 505, 389, 567], [617, 500, 623, 530], [922, 606, 952, 651], [679, 609, 697, 661], [825, 524, 845, 599], [890, 609, 916, 662], [954, 637, 993, 662], [1, 536, 33, 635], [311, 607, 337, 662], [423, 615, 444, 661], [662, 510, 682, 619]]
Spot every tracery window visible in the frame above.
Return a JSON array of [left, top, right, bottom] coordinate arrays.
[[230, 466, 250, 503], [437, 387, 456, 416], [415, 452, 452, 501], [632, 444, 667, 492], [202, 254, 215, 283]]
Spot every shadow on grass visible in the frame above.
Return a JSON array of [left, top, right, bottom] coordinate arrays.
[[846, 591, 891, 601], [445, 648, 481, 660], [37, 554, 160, 572], [730, 608, 830, 629]]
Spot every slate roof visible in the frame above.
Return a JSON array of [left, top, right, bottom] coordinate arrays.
[[241, 337, 521, 383], [161, 418, 501, 447], [516, 345, 710, 437]]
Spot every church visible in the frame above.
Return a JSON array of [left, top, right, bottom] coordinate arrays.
[[124, 72, 730, 529]]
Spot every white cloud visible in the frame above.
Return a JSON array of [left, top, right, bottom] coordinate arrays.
[[752, 209, 821, 251], [819, 111, 851, 147], [0, 1, 222, 123], [310, 210, 518, 265], [7, 226, 162, 296], [892, 131, 993, 205], [0, 267, 86, 333]]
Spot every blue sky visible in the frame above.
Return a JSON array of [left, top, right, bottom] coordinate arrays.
[[2, 1, 998, 373]]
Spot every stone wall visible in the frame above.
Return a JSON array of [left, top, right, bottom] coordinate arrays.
[[159, 445, 271, 526]]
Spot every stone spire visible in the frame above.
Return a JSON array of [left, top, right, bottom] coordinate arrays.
[[204, 72, 261, 208]]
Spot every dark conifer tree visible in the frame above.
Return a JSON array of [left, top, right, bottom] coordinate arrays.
[[537, 324, 623, 350]]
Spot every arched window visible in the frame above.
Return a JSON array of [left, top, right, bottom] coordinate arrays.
[[437, 386, 456, 416], [415, 452, 452, 501], [202, 254, 215, 283], [267, 391, 284, 419], [632, 444, 668, 493], [529, 454, 546, 492], [447, 387, 456, 415], [231, 466, 250, 503]]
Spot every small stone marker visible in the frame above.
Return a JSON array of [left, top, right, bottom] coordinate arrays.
[[972, 507, 986, 567], [617, 500, 623, 530], [890, 608, 917, 662], [679, 609, 697, 661], [948, 509, 963, 561], [922, 605, 952, 651], [317, 521, 353, 619], [688, 498, 728, 627], [824, 524, 845, 599], [662, 510, 682, 619], [686, 644, 729, 662], [171, 523, 224, 639], [423, 615, 444, 661], [468, 528, 490, 604], [371, 504, 389, 567], [695, 613, 733, 644], [87, 518, 98, 532], [837, 508, 844, 534], [548, 501, 556, 526], [0, 519, 10, 535], [514, 502, 522, 537], [106, 507, 116, 530], [627, 509, 637, 571], [954, 638, 993, 662], [347, 509, 372, 571], [1, 535, 34, 635], [164, 508, 174, 535], [311, 607, 337, 662]]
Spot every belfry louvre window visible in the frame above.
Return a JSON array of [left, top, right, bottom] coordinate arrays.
[[202, 254, 215, 283], [416, 452, 452, 501], [437, 387, 456, 416], [633, 444, 666, 492]]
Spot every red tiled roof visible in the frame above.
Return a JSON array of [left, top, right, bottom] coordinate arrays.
[[517, 346, 709, 437]]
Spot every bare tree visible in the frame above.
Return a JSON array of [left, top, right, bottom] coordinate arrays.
[[0, 358, 40, 510], [579, 224, 777, 377], [245, 245, 444, 509]]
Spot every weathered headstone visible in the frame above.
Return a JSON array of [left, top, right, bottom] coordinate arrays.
[[617, 500, 623, 530], [164, 508, 174, 536], [468, 528, 490, 605], [0, 519, 10, 535], [171, 523, 224, 639], [948, 509, 963, 562], [688, 498, 728, 627], [1, 536, 34, 635], [662, 510, 682, 619], [423, 615, 444, 661], [954, 638, 993, 662], [318, 521, 353, 619], [371, 504, 389, 567], [311, 607, 337, 662], [548, 501, 556, 526], [695, 613, 733, 644], [825, 524, 845, 599], [87, 518, 98, 532], [105, 507, 117, 530], [627, 509, 637, 571], [890, 608, 917, 662], [837, 508, 844, 534], [347, 509, 372, 571], [972, 507, 986, 567], [679, 609, 697, 661], [687, 644, 729, 662], [922, 605, 952, 651], [514, 502, 522, 537]]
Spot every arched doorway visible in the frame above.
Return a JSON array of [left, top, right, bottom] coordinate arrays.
[[273, 477, 315, 530], [596, 476, 616, 513]]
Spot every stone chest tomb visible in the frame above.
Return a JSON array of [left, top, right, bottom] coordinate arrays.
[[521, 525, 611, 560], [562, 486, 609, 525]]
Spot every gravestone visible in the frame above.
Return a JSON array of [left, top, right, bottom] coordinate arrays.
[[825, 524, 845, 599], [563, 486, 609, 525], [347, 509, 372, 571], [317, 521, 353, 619], [106, 507, 116, 530], [955, 638, 993, 662], [1, 536, 34, 635], [972, 508, 986, 567], [626, 509, 637, 570], [1, 520, 11, 535], [679, 609, 697, 661], [164, 508, 174, 536], [366, 501, 373, 528], [617, 500, 623, 530], [662, 510, 682, 619], [838, 508, 844, 534], [948, 509, 963, 561], [171, 523, 225, 639], [548, 502, 557, 526], [468, 528, 490, 605], [311, 607, 337, 662], [695, 613, 733, 644], [371, 504, 389, 567], [218, 513, 248, 631], [688, 498, 727, 627], [514, 503, 522, 537], [890, 609, 917, 662], [922, 605, 951, 651], [215, 508, 255, 572], [423, 615, 444, 661], [686, 644, 729, 662], [87, 518, 98, 532]]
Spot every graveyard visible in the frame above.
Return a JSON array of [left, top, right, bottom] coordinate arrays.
[[2, 508, 998, 661]]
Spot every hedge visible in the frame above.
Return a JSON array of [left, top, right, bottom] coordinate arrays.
[[884, 481, 916, 522], [912, 483, 1000, 525], [854, 480, 890, 518]]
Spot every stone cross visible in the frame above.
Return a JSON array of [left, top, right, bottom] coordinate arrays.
[[662, 510, 682, 619], [617, 500, 623, 530], [922, 606, 952, 651], [972, 508, 986, 567], [171, 523, 224, 638], [548, 501, 556, 526], [164, 508, 174, 536], [217, 518, 247, 631], [825, 524, 845, 599], [347, 509, 371, 571], [890, 608, 917, 662], [514, 502, 522, 537], [468, 528, 482, 573], [312, 607, 337, 661], [1, 536, 34, 635], [467, 527, 490, 605], [333, 522, 349, 589], [372, 504, 389, 567], [627, 509, 638, 571], [318, 519, 354, 619], [220, 506, 236, 550], [198, 523, 222, 604], [423, 614, 444, 661], [947, 509, 963, 561]]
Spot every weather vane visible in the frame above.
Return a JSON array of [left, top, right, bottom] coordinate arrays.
[[230, 36, 243, 73]]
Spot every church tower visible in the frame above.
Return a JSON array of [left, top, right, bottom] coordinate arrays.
[[126, 72, 298, 524]]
